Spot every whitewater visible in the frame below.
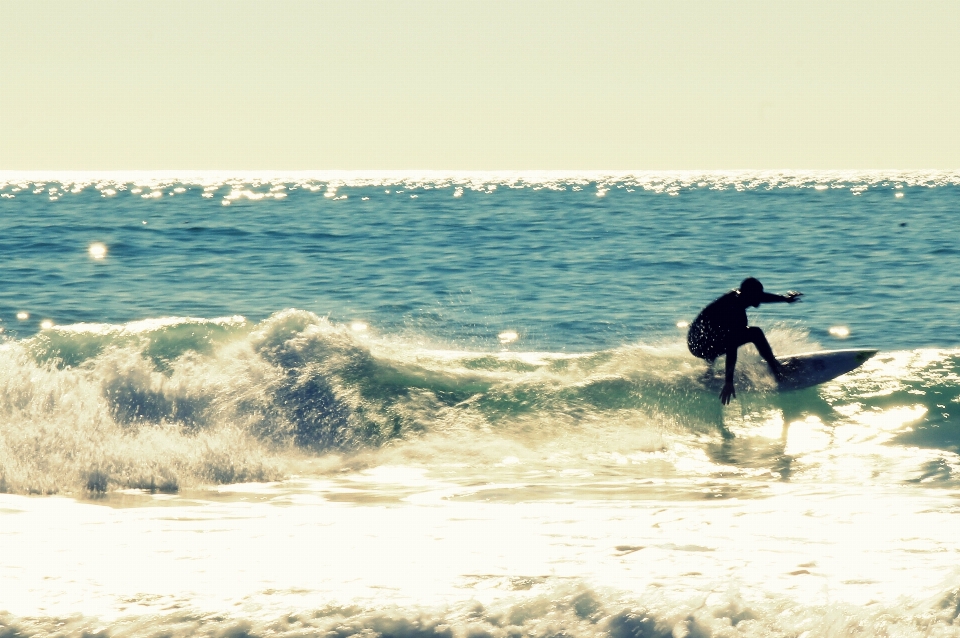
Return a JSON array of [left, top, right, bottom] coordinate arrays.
[[0, 172, 959, 637]]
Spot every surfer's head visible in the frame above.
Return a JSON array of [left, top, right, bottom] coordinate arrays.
[[739, 277, 763, 307]]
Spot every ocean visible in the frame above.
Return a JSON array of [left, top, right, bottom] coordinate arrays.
[[0, 171, 958, 637]]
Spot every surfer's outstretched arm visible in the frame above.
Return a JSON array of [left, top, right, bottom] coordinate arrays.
[[759, 291, 803, 304]]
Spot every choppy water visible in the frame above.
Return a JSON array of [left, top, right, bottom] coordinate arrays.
[[1, 171, 959, 637]]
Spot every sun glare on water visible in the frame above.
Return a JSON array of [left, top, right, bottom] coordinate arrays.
[[829, 325, 850, 338], [88, 242, 107, 260]]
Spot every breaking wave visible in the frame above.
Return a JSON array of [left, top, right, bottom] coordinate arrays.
[[1, 310, 957, 495], [2, 580, 960, 638]]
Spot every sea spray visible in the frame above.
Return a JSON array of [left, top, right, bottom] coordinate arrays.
[[1, 308, 958, 495]]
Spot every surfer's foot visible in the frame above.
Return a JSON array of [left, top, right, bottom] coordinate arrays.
[[770, 364, 785, 383]]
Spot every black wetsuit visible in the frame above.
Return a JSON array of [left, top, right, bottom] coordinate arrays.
[[687, 291, 748, 361]]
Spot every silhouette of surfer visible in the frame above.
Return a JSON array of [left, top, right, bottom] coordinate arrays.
[[688, 278, 803, 404]]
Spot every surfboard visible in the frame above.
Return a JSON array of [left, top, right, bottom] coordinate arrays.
[[776, 349, 878, 391]]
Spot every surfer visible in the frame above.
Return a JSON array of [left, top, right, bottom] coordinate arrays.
[[688, 278, 803, 404]]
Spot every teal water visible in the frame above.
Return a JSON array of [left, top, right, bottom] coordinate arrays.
[[2, 172, 958, 349], [1, 172, 959, 637]]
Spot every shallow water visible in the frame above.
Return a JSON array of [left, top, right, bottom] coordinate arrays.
[[1, 172, 959, 636]]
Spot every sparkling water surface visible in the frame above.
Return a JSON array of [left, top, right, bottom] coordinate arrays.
[[1, 172, 959, 637], [3, 171, 959, 349]]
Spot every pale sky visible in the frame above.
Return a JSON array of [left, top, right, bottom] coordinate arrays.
[[2, 0, 958, 170]]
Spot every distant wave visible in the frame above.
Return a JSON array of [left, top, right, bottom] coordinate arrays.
[[3, 169, 960, 204], [1, 310, 957, 495]]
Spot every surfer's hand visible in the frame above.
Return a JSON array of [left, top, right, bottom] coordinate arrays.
[[720, 381, 736, 405], [784, 291, 803, 303]]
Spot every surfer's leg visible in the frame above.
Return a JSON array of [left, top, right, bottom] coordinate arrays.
[[688, 323, 726, 381], [687, 321, 722, 360], [741, 327, 782, 380]]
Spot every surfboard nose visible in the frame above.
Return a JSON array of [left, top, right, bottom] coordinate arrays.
[[776, 348, 880, 391]]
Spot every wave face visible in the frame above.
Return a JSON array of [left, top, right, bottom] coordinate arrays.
[[1, 310, 957, 495]]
